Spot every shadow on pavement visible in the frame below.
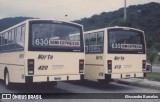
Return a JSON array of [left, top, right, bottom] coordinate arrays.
[[68, 80, 133, 91], [0, 80, 71, 93]]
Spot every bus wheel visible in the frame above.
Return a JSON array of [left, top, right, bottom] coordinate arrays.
[[4, 71, 11, 88]]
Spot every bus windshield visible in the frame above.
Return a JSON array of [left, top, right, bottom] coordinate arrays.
[[108, 29, 145, 54], [29, 21, 83, 52]]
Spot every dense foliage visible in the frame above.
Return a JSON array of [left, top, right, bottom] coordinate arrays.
[[74, 2, 160, 49], [0, 17, 33, 32]]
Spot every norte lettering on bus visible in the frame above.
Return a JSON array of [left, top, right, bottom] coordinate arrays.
[[114, 56, 125, 60], [38, 54, 53, 60]]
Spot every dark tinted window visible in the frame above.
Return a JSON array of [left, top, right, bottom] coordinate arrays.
[[0, 24, 25, 52], [29, 21, 84, 52], [108, 28, 145, 54], [84, 31, 104, 53]]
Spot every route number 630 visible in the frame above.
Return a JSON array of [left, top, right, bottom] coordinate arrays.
[[35, 39, 49, 46]]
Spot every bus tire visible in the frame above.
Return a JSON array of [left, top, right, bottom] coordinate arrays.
[[4, 70, 12, 88]]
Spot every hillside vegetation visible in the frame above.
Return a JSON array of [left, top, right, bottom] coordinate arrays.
[[75, 2, 160, 49], [0, 2, 160, 49]]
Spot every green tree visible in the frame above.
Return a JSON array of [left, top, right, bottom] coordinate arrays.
[[147, 48, 158, 72]]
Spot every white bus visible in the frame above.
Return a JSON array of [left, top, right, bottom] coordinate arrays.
[[84, 27, 146, 83], [0, 19, 84, 88]]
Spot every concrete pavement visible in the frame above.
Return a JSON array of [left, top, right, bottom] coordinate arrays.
[[116, 65, 159, 90], [115, 78, 160, 90], [152, 66, 160, 72]]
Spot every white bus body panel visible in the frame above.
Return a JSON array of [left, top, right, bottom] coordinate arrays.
[[84, 54, 146, 80], [105, 54, 146, 79], [25, 52, 84, 82], [0, 51, 25, 83], [84, 54, 104, 80]]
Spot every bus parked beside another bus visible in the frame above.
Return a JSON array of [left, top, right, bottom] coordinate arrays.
[[0, 19, 85, 88], [84, 27, 146, 83]]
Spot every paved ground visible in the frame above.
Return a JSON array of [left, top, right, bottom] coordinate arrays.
[[1, 75, 160, 102], [152, 66, 160, 72], [0, 80, 160, 93], [0, 79, 160, 102], [116, 78, 160, 90]]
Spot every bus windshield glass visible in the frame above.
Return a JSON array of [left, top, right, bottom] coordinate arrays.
[[29, 21, 83, 52], [108, 29, 145, 54]]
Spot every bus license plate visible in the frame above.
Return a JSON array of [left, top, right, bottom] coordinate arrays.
[[54, 77, 61, 80], [126, 75, 130, 78]]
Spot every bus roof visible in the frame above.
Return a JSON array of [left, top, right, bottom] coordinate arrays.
[[25, 19, 83, 27], [0, 19, 83, 34], [84, 26, 144, 34]]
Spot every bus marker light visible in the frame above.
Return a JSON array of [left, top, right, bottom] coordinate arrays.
[[142, 60, 146, 72], [108, 60, 112, 73], [28, 59, 34, 75], [79, 59, 84, 73]]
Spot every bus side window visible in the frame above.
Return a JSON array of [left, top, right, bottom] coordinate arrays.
[[21, 25, 25, 44], [9, 29, 16, 50], [16, 25, 25, 49], [0, 34, 5, 51], [8, 31, 12, 44], [1, 34, 5, 45], [4, 32, 8, 45], [11, 29, 15, 43], [2, 32, 9, 51], [97, 32, 104, 52], [89, 33, 97, 52], [11, 29, 17, 50], [0, 35, 1, 46], [5, 31, 12, 51], [0, 35, 2, 51], [97, 32, 103, 45], [89, 32, 103, 53], [84, 34, 89, 53], [16, 26, 22, 49]]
